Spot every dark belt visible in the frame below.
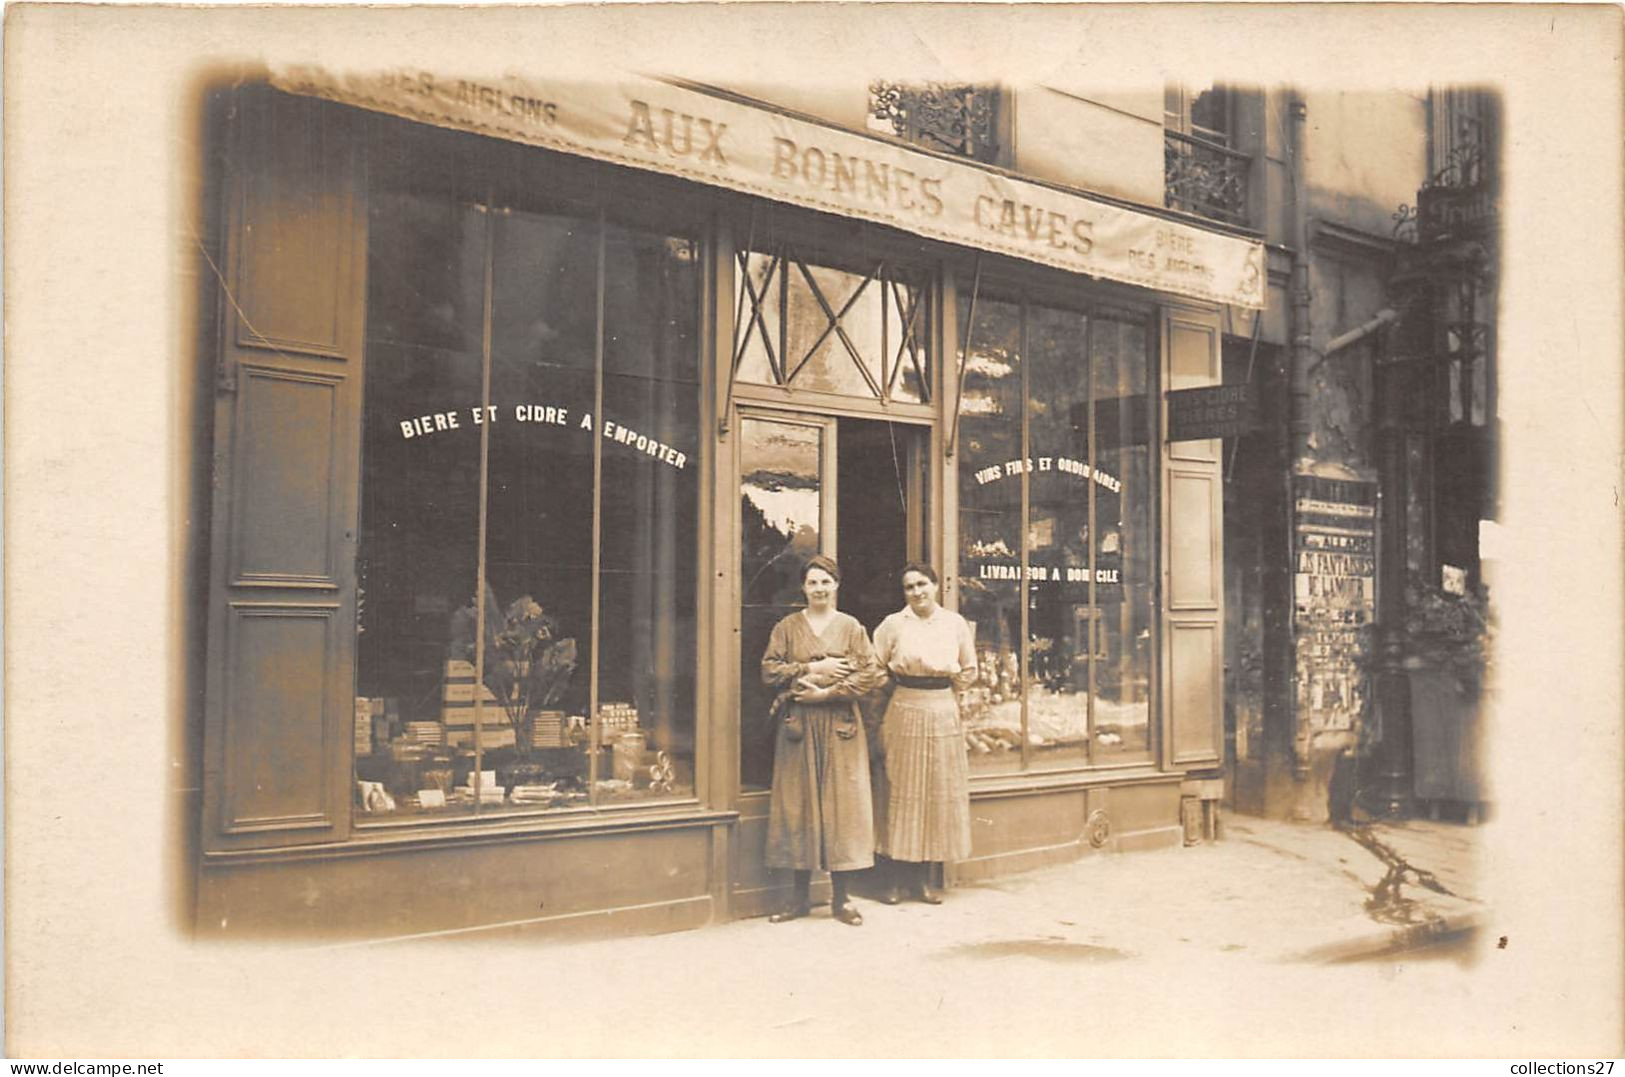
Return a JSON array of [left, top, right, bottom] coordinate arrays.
[[892, 673, 953, 690]]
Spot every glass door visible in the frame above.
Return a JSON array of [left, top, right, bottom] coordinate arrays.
[[731, 409, 930, 915], [732, 411, 835, 916], [737, 413, 836, 793]]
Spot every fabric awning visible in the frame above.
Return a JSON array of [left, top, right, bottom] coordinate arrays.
[[271, 64, 1265, 309]]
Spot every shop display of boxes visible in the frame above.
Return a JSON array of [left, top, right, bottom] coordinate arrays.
[[405, 721, 443, 746], [441, 659, 503, 714], [595, 702, 640, 738], [531, 710, 571, 749], [354, 697, 398, 756], [354, 697, 374, 756], [453, 770, 506, 802], [441, 659, 515, 748], [443, 726, 517, 750]]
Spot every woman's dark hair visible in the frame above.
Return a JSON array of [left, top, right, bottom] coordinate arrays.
[[801, 554, 842, 585], [898, 560, 939, 587]]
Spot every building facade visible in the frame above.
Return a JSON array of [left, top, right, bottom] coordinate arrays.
[[1211, 84, 1499, 823], [183, 64, 1491, 941]]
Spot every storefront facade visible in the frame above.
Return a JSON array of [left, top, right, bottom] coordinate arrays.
[[193, 72, 1262, 940]]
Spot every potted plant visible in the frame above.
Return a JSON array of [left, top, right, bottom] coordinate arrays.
[[449, 584, 578, 789]]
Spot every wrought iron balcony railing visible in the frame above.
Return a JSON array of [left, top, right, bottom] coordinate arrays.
[[869, 81, 999, 164], [1163, 129, 1251, 225]]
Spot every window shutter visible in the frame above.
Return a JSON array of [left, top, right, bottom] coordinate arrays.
[[1160, 307, 1224, 768], [200, 86, 367, 851]]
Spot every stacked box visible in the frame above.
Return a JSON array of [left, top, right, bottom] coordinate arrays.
[[612, 731, 648, 781], [595, 702, 640, 738], [532, 710, 569, 749], [454, 768, 505, 803], [443, 726, 517, 750], [440, 659, 504, 720], [441, 659, 513, 748], [390, 741, 429, 762], [354, 697, 373, 756], [405, 721, 443, 746]]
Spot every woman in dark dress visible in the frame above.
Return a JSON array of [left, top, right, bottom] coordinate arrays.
[[760, 555, 882, 925]]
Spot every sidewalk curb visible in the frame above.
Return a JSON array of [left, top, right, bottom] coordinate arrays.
[[1284, 901, 1491, 964]]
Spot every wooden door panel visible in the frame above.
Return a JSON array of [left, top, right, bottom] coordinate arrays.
[[1168, 470, 1219, 609], [235, 93, 359, 358], [202, 86, 367, 852], [1161, 307, 1224, 770], [221, 604, 341, 833], [1168, 621, 1222, 764], [229, 366, 344, 588]]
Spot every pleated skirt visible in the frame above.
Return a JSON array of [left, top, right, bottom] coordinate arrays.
[[878, 686, 973, 863], [765, 703, 876, 872]]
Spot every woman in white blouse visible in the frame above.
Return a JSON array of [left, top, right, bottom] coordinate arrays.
[[871, 561, 976, 903]]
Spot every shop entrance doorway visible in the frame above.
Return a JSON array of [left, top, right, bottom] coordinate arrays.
[[732, 410, 928, 918]]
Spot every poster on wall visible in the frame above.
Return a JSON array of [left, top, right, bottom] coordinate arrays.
[[1292, 475, 1377, 735]]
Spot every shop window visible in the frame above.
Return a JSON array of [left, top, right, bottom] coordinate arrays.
[[867, 81, 1000, 165], [956, 293, 1154, 772], [1164, 84, 1250, 225], [354, 164, 700, 820], [733, 245, 931, 403]]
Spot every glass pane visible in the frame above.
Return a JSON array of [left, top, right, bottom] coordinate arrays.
[[1026, 305, 1091, 769], [468, 208, 600, 813], [888, 275, 931, 403], [1091, 316, 1154, 763], [954, 297, 1026, 774], [784, 262, 879, 397], [355, 195, 486, 820], [365, 191, 484, 355], [735, 252, 782, 386], [594, 222, 702, 804], [1190, 85, 1229, 144], [739, 417, 823, 791], [1163, 85, 1183, 129], [491, 210, 597, 374]]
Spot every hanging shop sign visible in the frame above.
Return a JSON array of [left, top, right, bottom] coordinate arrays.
[[1164, 384, 1259, 441], [270, 64, 1265, 309], [1417, 182, 1498, 245], [1291, 475, 1377, 737]]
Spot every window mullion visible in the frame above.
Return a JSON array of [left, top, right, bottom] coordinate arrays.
[[472, 197, 496, 814], [1085, 315, 1097, 766], [778, 250, 791, 386], [880, 268, 891, 402], [587, 209, 607, 807], [1018, 300, 1031, 772]]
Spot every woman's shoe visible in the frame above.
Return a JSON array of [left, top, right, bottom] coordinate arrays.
[[910, 885, 944, 906], [878, 888, 902, 906], [768, 903, 811, 923], [832, 903, 864, 926]]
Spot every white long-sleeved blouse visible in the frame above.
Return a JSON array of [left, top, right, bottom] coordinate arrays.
[[872, 604, 978, 691]]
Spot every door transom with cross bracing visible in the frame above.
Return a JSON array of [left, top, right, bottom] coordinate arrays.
[[731, 246, 933, 404]]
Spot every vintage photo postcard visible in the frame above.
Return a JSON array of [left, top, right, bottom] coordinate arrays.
[[5, 1, 1622, 1059]]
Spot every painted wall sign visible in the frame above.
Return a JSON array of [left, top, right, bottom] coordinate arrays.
[[1292, 475, 1377, 741], [1165, 384, 1258, 441], [270, 64, 1266, 309]]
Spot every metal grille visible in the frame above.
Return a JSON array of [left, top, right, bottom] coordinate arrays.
[[869, 81, 999, 164], [1163, 129, 1250, 224], [732, 246, 931, 403]]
